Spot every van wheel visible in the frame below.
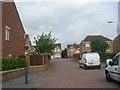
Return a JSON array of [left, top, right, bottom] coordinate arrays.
[[84, 65, 87, 69], [79, 63, 81, 68], [105, 71, 111, 81], [98, 65, 101, 69]]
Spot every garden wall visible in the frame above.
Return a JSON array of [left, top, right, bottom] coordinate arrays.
[[2, 54, 49, 82]]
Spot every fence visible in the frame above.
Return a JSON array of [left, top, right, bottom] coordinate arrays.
[[30, 54, 48, 66], [73, 54, 80, 60]]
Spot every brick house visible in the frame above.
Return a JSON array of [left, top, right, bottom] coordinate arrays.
[[25, 34, 34, 55], [67, 43, 80, 58], [1, 2, 26, 58], [52, 43, 62, 59], [112, 35, 120, 52], [80, 35, 113, 56], [0, 2, 2, 58]]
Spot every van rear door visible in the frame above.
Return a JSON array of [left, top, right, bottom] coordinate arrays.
[[86, 53, 100, 65]]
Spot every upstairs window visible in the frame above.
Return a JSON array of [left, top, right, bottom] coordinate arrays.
[[85, 44, 90, 47], [57, 49, 60, 52], [5, 29, 10, 41], [70, 48, 74, 52]]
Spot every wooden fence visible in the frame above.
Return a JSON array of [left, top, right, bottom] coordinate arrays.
[[30, 54, 49, 66], [73, 54, 80, 60]]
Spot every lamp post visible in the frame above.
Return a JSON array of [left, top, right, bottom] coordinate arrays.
[[24, 46, 29, 84], [108, 21, 120, 85], [107, 21, 120, 51]]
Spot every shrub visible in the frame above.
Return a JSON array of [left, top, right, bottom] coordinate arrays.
[[102, 52, 118, 63], [105, 52, 118, 59], [2, 58, 27, 71]]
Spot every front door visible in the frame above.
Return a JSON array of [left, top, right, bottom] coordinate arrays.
[[109, 55, 119, 81]]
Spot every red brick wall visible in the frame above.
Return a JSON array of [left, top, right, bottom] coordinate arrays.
[[2, 2, 25, 58], [113, 37, 120, 52], [0, 3, 2, 58]]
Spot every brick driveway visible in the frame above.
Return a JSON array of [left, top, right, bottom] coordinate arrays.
[[35, 59, 119, 88]]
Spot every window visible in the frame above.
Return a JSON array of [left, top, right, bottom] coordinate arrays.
[[57, 49, 60, 52], [70, 49, 74, 52], [85, 44, 90, 47], [112, 55, 119, 66], [54, 48, 57, 52], [5, 29, 10, 41]]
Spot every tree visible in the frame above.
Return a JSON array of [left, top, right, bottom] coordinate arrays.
[[61, 48, 68, 58], [34, 31, 57, 54], [91, 38, 109, 61]]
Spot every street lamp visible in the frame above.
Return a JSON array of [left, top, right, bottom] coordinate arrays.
[[107, 21, 120, 51], [107, 21, 120, 86]]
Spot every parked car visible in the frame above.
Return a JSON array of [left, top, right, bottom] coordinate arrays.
[[105, 52, 120, 82], [79, 52, 101, 69]]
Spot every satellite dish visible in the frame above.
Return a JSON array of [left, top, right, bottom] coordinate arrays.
[[24, 46, 29, 50]]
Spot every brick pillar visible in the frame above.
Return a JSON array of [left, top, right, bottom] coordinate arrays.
[[25, 55, 30, 67], [42, 54, 44, 65], [46, 55, 48, 63], [44, 55, 45, 64]]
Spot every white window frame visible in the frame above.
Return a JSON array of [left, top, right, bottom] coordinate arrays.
[[70, 48, 74, 52], [5, 29, 10, 41], [57, 49, 60, 52], [85, 43, 90, 47]]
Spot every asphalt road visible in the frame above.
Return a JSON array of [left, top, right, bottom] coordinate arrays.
[[35, 59, 119, 88]]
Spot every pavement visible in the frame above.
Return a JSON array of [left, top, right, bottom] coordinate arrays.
[[2, 69, 49, 88]]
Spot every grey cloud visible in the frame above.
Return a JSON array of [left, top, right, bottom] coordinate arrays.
[[15, 2, 118, 49]]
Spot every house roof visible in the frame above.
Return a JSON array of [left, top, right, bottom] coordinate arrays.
[[114, 35, 120, 40], [25, 34, 32, 45], [25, 34, 30, 41], [81, 35, 112, 42], [67, 44, 80, 49], [54, 43, 61, 48]]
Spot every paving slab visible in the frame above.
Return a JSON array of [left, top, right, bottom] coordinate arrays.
[[2, 70, 49, 88]]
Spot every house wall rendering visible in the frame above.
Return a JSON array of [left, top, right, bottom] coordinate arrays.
[[67, 44, 80, 58], [53, 43, 62, 59], [2, 2, 25, 58]]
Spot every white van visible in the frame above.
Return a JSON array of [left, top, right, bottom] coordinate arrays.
[[105, 52, 120, 82], [79, 53, 101, 69]]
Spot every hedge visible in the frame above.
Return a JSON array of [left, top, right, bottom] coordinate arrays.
[[2, 58, 27, 71]]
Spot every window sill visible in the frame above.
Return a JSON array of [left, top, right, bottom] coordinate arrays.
[[5, 40, 10, 42]]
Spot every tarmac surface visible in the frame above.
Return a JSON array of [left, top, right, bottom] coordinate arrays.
[[2, 58, 120, 88]]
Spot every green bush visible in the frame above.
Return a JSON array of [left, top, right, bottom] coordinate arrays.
[[105, 52, 118, 59], [101, 52, 118, 63], [2, 58, 26, 71]]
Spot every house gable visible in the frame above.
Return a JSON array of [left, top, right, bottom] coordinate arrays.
[[2, 2, 25, 58]]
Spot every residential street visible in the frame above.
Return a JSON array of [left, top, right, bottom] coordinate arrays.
[[35, 59, 119, 88], [1, 1, 120, 89]]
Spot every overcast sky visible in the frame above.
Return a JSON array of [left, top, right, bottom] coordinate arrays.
[[15, 0, 119, 49]]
